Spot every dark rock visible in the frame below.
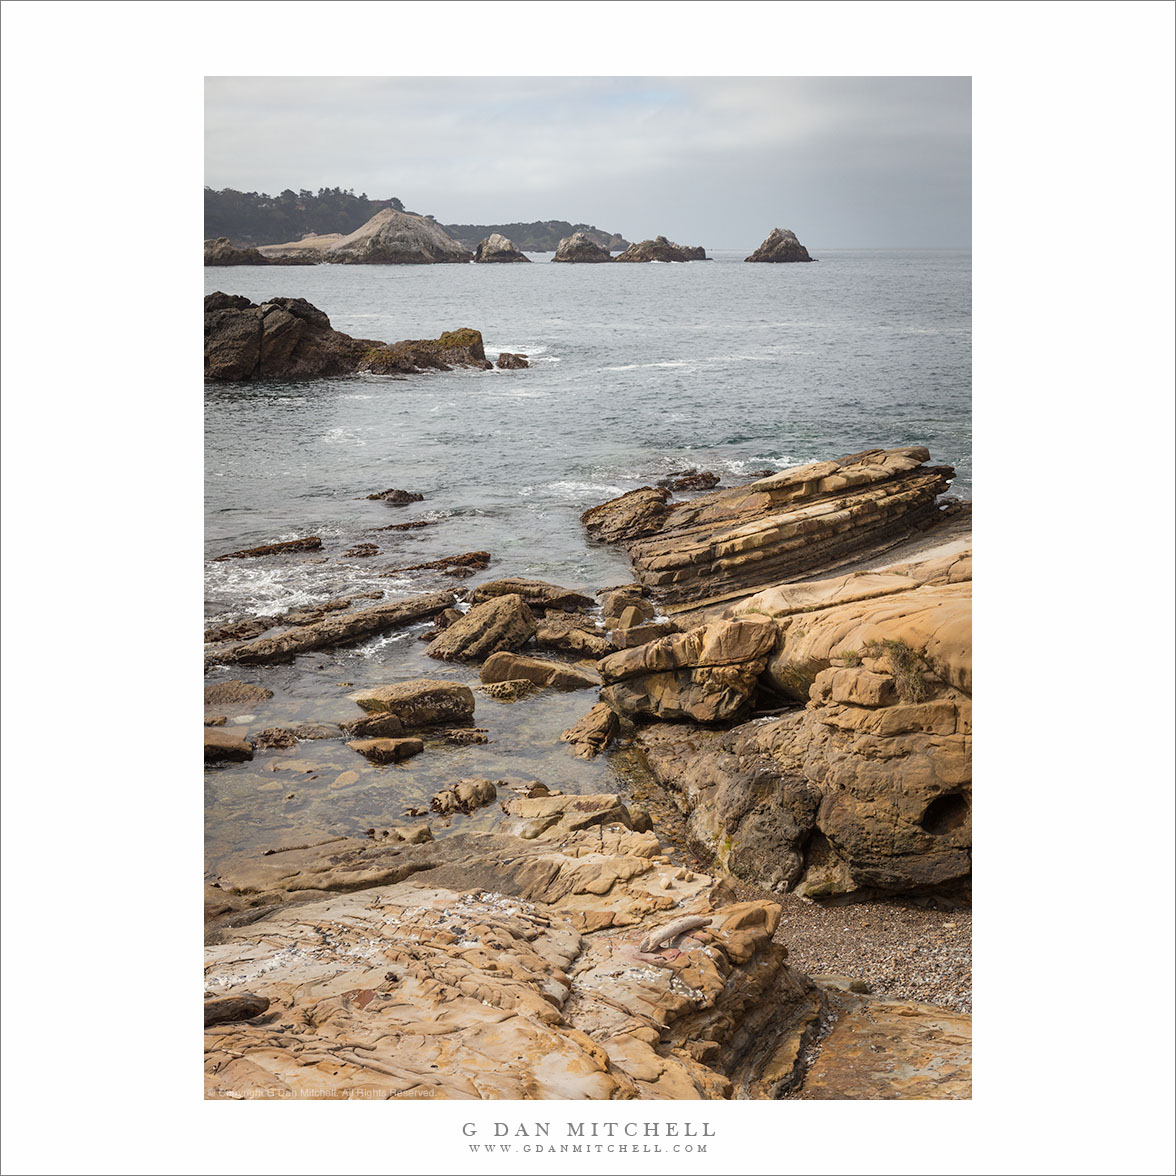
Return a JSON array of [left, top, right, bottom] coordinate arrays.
[[343, 543, 380, 558], [213, 536, 322, 561], [657, 469, 720, 492], [204, 680, 274, 708], [374, 518, 437, 531], [366, 488, 424, 504], [204, 238, 271, 266], [254, 727, 299, 750], [205, 729, 254, 764], [387, 552, 491, 574], [581, 487, 672, 544], [496, 352, 529, 369], [348, 738, 425, 764], [615, 236, 707, 262], [552, 232, 613, 263], [745, 228, 814, 263], [204, 993, 270, 1026]]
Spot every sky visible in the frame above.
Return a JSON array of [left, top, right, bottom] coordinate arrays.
[[205, 76, 970, 250]]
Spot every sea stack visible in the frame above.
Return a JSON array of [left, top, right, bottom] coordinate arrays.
[[474, 233, 530, 262], [615, 236, 707, 262], [257, 209, 473, 264], [551, 232, 613, 263], [745, 227, 814, 262]]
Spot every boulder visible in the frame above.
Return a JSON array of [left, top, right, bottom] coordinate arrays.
[[366, 488, 424, 504], [339, 711, 405, 739], [599, 616, 777, 724], [581, 487, 671, 544], [349, 679, 476, 729], [560, 702, 624, 759], [205, 293, 491, 381], [469, 577, 594, 613], [495, 352, 529, 369], [614, 236, 707, 262], [258, 209, 473, 265], [534, 612, 614, 658], [426, 594, 537, 661], [204, 680, 273, 708], [551, 231, 613, 262], [210, 591, 456, 666], [584, 448, 955, 611], [213, 536, 322, 561], [474, 233, 530, 262], [253, 727, 299, 750], [342, 543, 379, 558], [745, 227, 814, 262], [347, 738, 425, 764], [430, 778, 498, 816], [611, 621, 678, 650], [479, 679, 540, 702], [480, 651, 601, 691], [657, 469, 720, 492], [205, 729, 253, 764]]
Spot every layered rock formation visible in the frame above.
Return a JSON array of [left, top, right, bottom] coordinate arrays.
[[581, 448, 954, 614], [745, 227, 813, 262], [627, 551, 971, 897], [615, 236, 707, 262], [204, 293, 491, 381], [551, 231, 614, 262], [257, 209, 473, 264], [473, 233, 529, 262]]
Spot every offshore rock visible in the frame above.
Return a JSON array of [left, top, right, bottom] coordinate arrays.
[[205, 293, 491, 380], [257, 209, 473, 265], [210, 591, 456, 665], [584, 448, 954, 612], [204, 237, 271, 266], [551, 231, 613, 263], [213, 536, 322, 561], [425, 594, 537, 661], [615, 236, 707, 262], [495, 352, 529, 369], [599, 616, 778, 724], [473, 233, 530, 262], [745, 227, 813, 262], [365, 488, 424, 504], [349, 679, 476, 729]]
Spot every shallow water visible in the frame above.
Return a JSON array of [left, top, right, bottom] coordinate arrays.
[[204, 249, 971, 874]]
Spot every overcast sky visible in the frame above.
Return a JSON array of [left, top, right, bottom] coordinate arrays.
[[205, 76, 970, 249]]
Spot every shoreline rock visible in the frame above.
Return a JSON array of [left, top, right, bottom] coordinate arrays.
[[552, 231, 613, 263], [257, 209, 473, 265], [474, 233, 530, 263], [615, 236, 707, 262], [746, 227, 814, 262]]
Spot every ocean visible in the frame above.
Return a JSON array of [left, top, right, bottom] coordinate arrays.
[[204, 248, 971, 872]]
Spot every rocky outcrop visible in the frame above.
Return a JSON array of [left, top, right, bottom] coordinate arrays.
[[257, 209, 473, 265], [633, 552, 971, 898], [561, 701, 625, 759], [206, 792, 970, 1098], [534, 611, 614, 658], [209, 590, 456, 665], [583, 448, 955, 613], [473, 233, 530, 262], [430, 777, 498, 815], [745, 227, 813, 262], [204, 237, 273, 266], [480, 651, 601, 691], [349, 679, 476, 730], [495, 352, 529, 369], [212, 536, 321, 561], [551, 231, 613, 263], [365, 488, 424, 504], [658, 468, 720, 492], [599, 616, 778, 723], [203, 680, 273, 708], [615, 236, 707, 262], [425, 594, 537, 661], [205, 293, 491, 381]]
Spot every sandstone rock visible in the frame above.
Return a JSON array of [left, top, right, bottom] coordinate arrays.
[[388, 551, 491, 574], [479, 679, 540, 702], [430, 778, 498, 816], [611, 621, 678, 649], [560, 701, 622, 759], [349, 679, 475, 729], [581, 486, 671, 543], [474, 233, 530, 262], [601, 588, 656, 626], [745, 227, 814, 262], [426, 594, 536, 661], [288, 722, 339, 740], [495, 352, 529, 369], [615, 236, 707, 262], [347, 738, 425, 764], [258, 209, 473, 265], [480, 652, 601, 691], [469, 577, 594, 613], [599, 616, 778, 724], [552, 231, 613, 262], [204, 680, 273, 708], [339, 711, 406, 739], [205, 715, 227, 727], [211, 591, 456, 665], [205, 729, 254, 764], [204, 993, 270, 1026], [586, 448, 955, 611], [365, 488, 424, 504], [213, 536, 321, 561], [535, 619, 613, 659]]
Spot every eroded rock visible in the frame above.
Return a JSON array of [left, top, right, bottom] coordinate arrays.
[[349, 679, 476, 729], [552, 231, 613, 262], [426, 594, 537, 661], [745, 227, 814, 262], [480, 652, 601, 691], [347, 737, 425, 764]]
